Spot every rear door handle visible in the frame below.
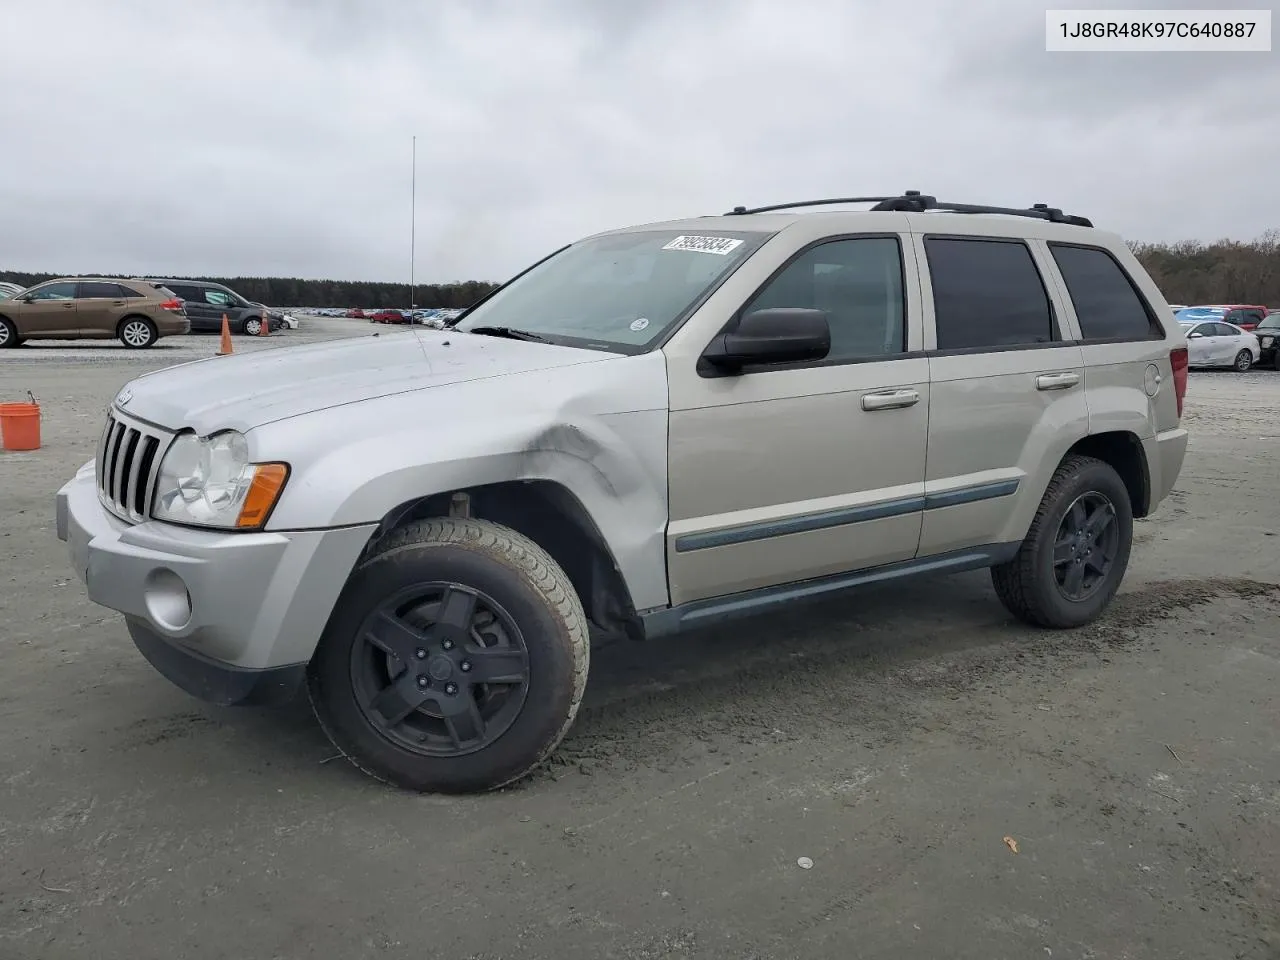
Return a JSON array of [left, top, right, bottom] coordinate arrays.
[[861, 388, 920, 411], [1036, 372, 1080, 391]]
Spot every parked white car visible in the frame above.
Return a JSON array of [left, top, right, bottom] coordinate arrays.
[[1180, 319, 1260, 371]]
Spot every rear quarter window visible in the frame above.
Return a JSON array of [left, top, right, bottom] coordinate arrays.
[[1048, 243, 1162, 341]]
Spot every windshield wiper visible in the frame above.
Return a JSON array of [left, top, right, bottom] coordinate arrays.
[[466, 326, 552, 343]]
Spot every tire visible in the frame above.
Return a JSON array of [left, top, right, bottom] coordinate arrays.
[[118, 317, 157, 349], [307, 517, 589, 793], [1234, 349, 1253, 372], [1273, 353, 1280, 372], [991, 454, 1133, 629], [242, 317, 263, 336], [0, 317, 19, 348]]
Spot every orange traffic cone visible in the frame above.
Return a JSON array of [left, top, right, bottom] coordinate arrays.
[[258, 313, 269, 337], [218, 314, 234, 355]]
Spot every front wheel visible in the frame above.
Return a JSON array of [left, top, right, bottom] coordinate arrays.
[[1234, 349, 1253, 372], [242, 317, 263, 336], [119, 317, 157, 349], [307, 517, 589, 793], [991, 454, 1133, 629], [0, 317, 21, 348]]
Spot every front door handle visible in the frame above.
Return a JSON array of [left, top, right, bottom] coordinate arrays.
[[1036, 372, 1080, 391], [861, 388, 920, 411]]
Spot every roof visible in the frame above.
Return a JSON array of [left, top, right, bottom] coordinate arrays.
[[587, 191, 1111, 244]]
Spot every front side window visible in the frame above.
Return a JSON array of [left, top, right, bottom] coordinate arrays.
[[1049, 243, 1160, 340], [925, 238, 1055, 350], [453, 229, 769, 352], [741, 237, 905, 361], [26, 282, 78, 301], [204, 290, 236, 307]]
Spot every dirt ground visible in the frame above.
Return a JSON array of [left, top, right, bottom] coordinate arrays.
[[2, 320, 1279, 960]]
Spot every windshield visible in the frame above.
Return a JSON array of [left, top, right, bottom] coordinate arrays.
[[1174, 307, 1225, 323], [453, 229, 769, 352], [1256, 314, 1280, 331]]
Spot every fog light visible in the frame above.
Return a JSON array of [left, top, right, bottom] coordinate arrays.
[[144, 568, 193, 630]]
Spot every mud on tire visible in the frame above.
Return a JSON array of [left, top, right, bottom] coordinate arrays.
[[307, 517, 589, 794], [991, 454, 1134, 629]]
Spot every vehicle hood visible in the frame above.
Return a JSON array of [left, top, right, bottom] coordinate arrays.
[[115, 329, 621, 435]]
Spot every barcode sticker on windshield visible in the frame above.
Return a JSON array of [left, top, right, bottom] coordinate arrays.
[[662, 235, 744, 256]]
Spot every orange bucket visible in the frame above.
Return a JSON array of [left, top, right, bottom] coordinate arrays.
[[0, 393, 41, 451]]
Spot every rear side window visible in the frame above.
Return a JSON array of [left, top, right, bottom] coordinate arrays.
[[924, 237, 1055, 350], [1049, 244, 1161, 340], [79, 281, 126, 298], [118, 283, 151, 298]]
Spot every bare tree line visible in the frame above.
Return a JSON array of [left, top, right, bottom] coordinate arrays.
[[1131, 230, 1280, 307]]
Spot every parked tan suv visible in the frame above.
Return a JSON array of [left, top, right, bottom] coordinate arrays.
[[0, 277, 189, 349]]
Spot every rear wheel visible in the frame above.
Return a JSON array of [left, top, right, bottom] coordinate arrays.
[[0, 317, 20, 348], [1234, 349, 1253, 372], [991, 454, 1133, 629], [119, 317, 157, 349], [307, 517, 589, 793]]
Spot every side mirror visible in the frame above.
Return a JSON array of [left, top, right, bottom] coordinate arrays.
[[1187, 332, 1204, 339], [703, 308, 831, 372]]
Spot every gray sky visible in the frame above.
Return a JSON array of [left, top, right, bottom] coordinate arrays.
[[2, 0, 1277, 284]]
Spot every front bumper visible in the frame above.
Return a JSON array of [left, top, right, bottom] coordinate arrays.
[[1258, 338, 1277, 366], [56, 460, 377, 705]]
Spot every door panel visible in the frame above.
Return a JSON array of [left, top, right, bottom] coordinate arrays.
[[75, 281, 126, 337], [1214, 323, 1242, 362], [922, 346, 1087, 554], [664, 232, 929, 606], [1186, 324, 1212, 364], [14, 281, 79, 336], [912, 233, 1089, 557], [667, 359, 931, 603]]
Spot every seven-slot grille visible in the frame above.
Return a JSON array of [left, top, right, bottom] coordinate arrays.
[[97, 410, 170, 523]]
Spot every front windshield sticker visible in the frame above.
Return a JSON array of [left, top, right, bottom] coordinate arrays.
[[661, 235, 744, 256], [629, 317, 650, 332]]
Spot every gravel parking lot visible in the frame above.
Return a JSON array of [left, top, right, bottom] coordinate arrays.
[[2, 324, 1279, 960]]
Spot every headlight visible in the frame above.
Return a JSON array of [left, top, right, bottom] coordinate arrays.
[[1262, 336, 1274, 347], [152, 430, 289, 530]]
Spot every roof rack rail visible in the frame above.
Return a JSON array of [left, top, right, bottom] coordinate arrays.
[[724, 190, 1093, 227]]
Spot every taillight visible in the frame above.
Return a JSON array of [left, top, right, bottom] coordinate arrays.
[[1169, 345, 1188, 418], [159, 299, 183, 312]]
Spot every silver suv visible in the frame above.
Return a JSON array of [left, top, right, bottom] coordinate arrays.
[[55, 192, 1190, 793]]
